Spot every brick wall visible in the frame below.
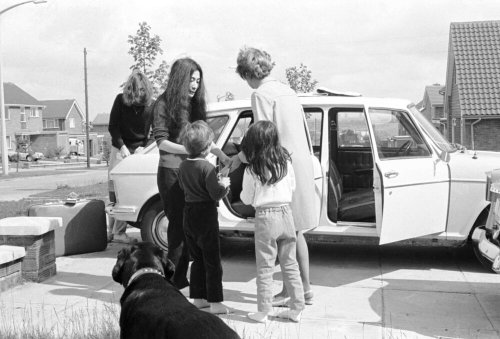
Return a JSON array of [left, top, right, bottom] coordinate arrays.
[[470, 119, 500, 151]]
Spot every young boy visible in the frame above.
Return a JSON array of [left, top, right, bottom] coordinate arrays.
[[178, 120, 231, 314]]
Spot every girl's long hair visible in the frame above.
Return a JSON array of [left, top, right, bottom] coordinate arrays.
[[241, 120, 291, 185], [158, 58, 207, 130]]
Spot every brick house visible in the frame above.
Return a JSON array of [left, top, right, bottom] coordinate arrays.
[[444, 20, 500, 151], [417, 84, 445, 133], [38, 99, 99, 156], [2, 83, 45, 152], [91, 113, 110, 153]]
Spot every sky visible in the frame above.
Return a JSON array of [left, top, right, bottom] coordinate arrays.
[[1, 0, 500, 121]]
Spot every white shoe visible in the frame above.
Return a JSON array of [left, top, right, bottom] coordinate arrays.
[[277, 309, 302, 322], [209, 302, 232, 314], [192, 298, 209, 309], [247, 312, 269, 323], [112, 233, 137, 244]]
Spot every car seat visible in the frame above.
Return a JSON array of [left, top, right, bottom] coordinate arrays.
[[328, 161, 375, 222]]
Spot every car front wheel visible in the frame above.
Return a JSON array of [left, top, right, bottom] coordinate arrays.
[[140, 200, 169, 251]]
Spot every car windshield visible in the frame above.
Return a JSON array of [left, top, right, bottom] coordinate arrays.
[[408, 105, 457, 153]]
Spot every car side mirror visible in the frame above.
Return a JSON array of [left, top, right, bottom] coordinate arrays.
[[439, 151, 450, 162]]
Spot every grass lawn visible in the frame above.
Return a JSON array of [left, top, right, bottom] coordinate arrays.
[[0, 181, 109, 219]]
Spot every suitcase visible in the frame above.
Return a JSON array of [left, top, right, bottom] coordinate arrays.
[[28, 198, 107, 257]]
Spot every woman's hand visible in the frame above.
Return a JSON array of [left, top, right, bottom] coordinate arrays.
[[228, 154, 242, 173], [120, 145, 131, 158]]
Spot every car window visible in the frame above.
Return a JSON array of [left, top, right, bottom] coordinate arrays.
[[337, 111, 371, 148], [304, 108, 323, 161], [222, 111, 253, 156], [207, 115, 229, 143], [369, 108, 431, 159]]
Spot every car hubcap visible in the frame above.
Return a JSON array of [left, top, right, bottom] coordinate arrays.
[[152, 211, 169, 249]]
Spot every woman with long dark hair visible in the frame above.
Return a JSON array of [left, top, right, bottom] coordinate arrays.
[[152, 58, 229, 289]]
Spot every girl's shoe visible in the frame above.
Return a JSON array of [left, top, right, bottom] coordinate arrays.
[[304, 290, 314, 305], [272, 292, 290, 307], [276, 309, 302, 322], [247, 312, 269, 323]]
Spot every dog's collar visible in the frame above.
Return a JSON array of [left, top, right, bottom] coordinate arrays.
[[127, 267, 165, 287]]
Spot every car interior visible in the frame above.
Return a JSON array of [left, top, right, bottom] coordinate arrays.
[[219, 108, 377, 223]]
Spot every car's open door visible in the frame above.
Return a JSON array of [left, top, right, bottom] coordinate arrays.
[[366, 107, 449, 245]]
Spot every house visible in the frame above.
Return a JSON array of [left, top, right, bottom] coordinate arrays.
[[39, 99, 99, 156], [2, 82, 45, 152], [92, 113, 110, 153], [444, 20, 500, 151], [417, 84, 445, 133]]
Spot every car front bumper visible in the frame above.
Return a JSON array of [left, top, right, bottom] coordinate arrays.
[[472, 227, 500, 272]]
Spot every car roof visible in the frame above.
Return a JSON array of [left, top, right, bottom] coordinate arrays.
[[207, 95, 414, 113]]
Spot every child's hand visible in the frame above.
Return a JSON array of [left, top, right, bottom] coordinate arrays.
[[219, 176, 231, 188]]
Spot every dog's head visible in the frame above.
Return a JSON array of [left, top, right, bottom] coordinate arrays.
[[112, 241, 175, 287]]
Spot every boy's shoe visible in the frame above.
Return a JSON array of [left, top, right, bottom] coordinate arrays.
[[209, 302, 232, 314], [112, 233, 137, 244], [276, 309, 302, 323], [192, 298, 210, 309]]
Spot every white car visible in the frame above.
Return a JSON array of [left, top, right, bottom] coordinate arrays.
[[107, 91, 500, 269]]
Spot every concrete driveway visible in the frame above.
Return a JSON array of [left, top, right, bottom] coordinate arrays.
[[2, 232, 500, 339]]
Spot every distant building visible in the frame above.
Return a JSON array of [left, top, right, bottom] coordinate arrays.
[[416, 84, 445, 133], [444, 20, 500, 151], [92, 113, 110, 153], [2, 82, 45, 151], [38, 99, 99, 156]]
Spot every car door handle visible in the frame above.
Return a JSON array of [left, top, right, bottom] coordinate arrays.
[[384, 171, 399, 179]]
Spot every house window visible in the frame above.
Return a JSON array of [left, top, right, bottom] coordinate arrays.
[[69, 118, 75, 128], [35, 107, 41, 117], [6, 108, 12, 120], [43, 119, 57, 129], [6, 136, 12, 150], [26, 107, 34, 117], [20, 109, 27, 129]]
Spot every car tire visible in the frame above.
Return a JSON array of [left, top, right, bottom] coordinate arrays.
[[140, 200, 169, 251], [26, 155, 33, 162]]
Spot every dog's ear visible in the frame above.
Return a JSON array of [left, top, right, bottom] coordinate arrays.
[[112, 247, 131, 284], [158, 249, 175, 280]]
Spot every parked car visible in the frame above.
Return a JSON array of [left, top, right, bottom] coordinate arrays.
[[472, 169, 500, 272], [107, 90, 500, 269], [7, 150, 43, 162]]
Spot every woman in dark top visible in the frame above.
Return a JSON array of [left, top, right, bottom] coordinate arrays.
[[152, 57, 229, 289], [108, 70, 154, 243]]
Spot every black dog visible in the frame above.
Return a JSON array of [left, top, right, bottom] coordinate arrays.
[[112, 241, 240, 339]]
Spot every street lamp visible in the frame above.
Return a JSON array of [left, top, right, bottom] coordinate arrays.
[[0, 0, 47, 176]]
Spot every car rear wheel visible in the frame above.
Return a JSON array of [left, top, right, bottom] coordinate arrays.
[[140, 200, 169, 251], [26, 155, 33, 162]]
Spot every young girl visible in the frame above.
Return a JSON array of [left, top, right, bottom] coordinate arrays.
[[240, 120, 305, 323]]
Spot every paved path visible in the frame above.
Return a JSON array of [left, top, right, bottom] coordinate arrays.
[[0, 167, 108, 201], [1, 234, 500, 338]]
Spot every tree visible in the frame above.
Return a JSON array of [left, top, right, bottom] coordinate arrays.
[[285, 63, 318, 93], [128, 22, 169, 97]]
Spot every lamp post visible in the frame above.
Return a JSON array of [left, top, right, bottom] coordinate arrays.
[[0, 0, 47, 176]]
